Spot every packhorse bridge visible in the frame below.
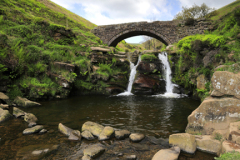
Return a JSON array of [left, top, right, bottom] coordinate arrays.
[[91, 19, 212, 47]]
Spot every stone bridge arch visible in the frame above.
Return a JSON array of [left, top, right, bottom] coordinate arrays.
[[92, 20, 212, 47]]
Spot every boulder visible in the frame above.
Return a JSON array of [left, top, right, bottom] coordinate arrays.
[[211, 90, 224, 97], [81, 130, 95, 140], [222, 141, 240, 154], [13, 107, 25, 118], [152, 146, 180, 160], [169, 133, 196, 154], [197, 74, 206, 90], [58, 123, 73, 136], [0, 104, 9, 110], [195, 135, 221, 155], [83, 144, 105, 158], [0, 108, 11, 123], [14, 96, 41, 107], [129, 133, 145, 142], [98, 126, 115, 141], [186, 97, 240, 135], [0, 92, 9, 103], [24, 113, 38, 123], [23, 125, 43, 135], [115, 130, 131, 140], [211, 71, 240, 99], [82, 121, 104, 137], [226, 121, 240, 145], [90, 47, 111, 52], [69, 130, 81, 141]]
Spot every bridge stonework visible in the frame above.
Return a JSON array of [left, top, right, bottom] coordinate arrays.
[[91, 19, 212, 47]]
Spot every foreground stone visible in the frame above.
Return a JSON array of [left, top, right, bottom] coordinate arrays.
[[14, 96, 41, 107], [195, 135, 221, 156], [23, 125, 44, 135], [82, 121, 104, 137], [0, 104, 9, 110], [186, 97, 240, 135], [81, 130, 95, 140], [99, 126, 115, 141], [83, 144, 105, 158], [152, 146, 180, 160], [82, 155, 91, 160], [13, 107, 25, 118], [169, 133, 196, 154], [58, 123, 81, 140], [24, 113, 38, 123], [0, 92, 9, 102], [69, 130, 81, 141], [222, 141, 240, 153], [226, 121, 240, 145], [115, 130, 131, 140], [0, 108, 11, 123], [129, 133, 145, 142]]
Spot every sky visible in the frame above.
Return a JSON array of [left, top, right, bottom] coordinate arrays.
[[51, 0, 235, 43]]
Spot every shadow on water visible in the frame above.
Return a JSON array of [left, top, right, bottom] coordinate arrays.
[[0, 95, 216, 159]]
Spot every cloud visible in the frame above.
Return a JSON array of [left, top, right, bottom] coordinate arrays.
[[178, 0, 236, 9]]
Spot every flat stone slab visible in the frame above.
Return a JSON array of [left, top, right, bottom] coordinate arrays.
[[81, 130, 95, 140], [0, 108, 11, 123], [90, 47, 111, 52], [83, 144, 105, 158], [99, 126, 115, 141], [23, 125, 43, 135], [115, 130, 131, 140], [82, 121, 104, 137], [13, 107, 25, 118], [129, 133, 145, 142], [195, 135, 221, 156], [169, 133, 196, 154], [152, 146, 180, 160]]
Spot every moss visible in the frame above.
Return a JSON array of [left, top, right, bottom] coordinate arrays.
[[141, 54, 158, 61]]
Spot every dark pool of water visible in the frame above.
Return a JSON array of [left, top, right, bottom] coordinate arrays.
[[0, 95, 216, 159]]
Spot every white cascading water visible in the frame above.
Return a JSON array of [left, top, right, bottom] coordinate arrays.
[[117, 55, 141, 96], [157, 52, 181, 98]]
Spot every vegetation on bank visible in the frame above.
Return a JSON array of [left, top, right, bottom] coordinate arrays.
[[170, 0, 240, 100], [215, 151, 240, 160]]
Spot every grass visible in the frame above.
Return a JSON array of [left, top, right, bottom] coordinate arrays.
[[215, 151, 240, 160]]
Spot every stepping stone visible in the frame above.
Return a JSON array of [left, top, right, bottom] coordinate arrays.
[[129, 133, 145, 142], [84, 144, 105, 158], [13, 107, 25, 118], [152, 146, 180, 160], [115, 130, 131, 140], [0, 108, 11, 123], [23, 125, 43, 135], [99, 126, 114, 141], [82, 130, 95, 140], [82, 121, 104, 137]]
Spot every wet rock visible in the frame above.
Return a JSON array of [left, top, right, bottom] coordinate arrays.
[[211, 71, 240, 99], [39, 129, 47, 134], [99, 126, 115, 141], [68, 130, 81, 141], [0, 108, 11, 123], [82, 155, 91, 160], [115, 130, 131, 140], [0, 104, 9, 110], [186, 97, 240, 135], [81, 130, 95, 140], [148, 136, 169, 147], [13, 107, 25, 118], [195, 135, 221, 156], [172, 85, 181, 94], [83, 144, 105, 158], [58, 123, 73, 136], [24, 113, 38, 123], [152, 146, 180, 160], [82, 121, 104, 137], [169, 133, 196, 154], [221, 141, 240, 154], [129, 133, 145, 142], [23, 125, 44, 135], [16, 144, 59, 160], [14, 96, 41, 107], [125, 155, 137, 160], [28, 122, 37, 128]]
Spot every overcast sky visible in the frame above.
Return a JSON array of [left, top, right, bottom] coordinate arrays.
[[51, 0, 235, 43]]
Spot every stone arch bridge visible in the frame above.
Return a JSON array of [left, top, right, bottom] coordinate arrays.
[[91, 20, 212, 47]]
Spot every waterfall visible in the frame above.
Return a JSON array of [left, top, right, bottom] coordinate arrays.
[[117, 54, 141, 96], [157, 52, 182, 98]]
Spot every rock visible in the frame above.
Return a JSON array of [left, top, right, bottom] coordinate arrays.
[[197, 74, 206, 90], [82, 155, 91, 160], [13, 107, 25, 118], [148, 136, 169, 147], [195, 135, 221, 156], [211, 71, 240, 99], [203, 49, 219, 67], [221, 141, 240, 154], [83, 144, 105, 158], [82, 121, 104, 137], [0, 92, 9, 102], [39, 129, 47, 134], [115, 130, 131, 140], [99, 126, 114, 141], [172, 85, 181, 94], [226, 121, 240, 145], [53, 62, 75, 72], [0, 108, 11, 123], [0, 104, 9, 110], [16, 144, 59, 160], [90, 47, 111, 52], [58, 123, 73, 136], [166, 45, 174, 50], [152, 146, 180, 160], [68, 130, 81, 141], [169, 133, 196, 154], [28, 122, 37, 128], [186, 97, 240, 135], [81, 130, 95, 140], [125, 155, 137, 160], [14, 96, 41, 107], [211, 89, 224, 97], [129, 133, 145, 142], [23, 125, 43, 135], [24, 113, 38, 123]]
